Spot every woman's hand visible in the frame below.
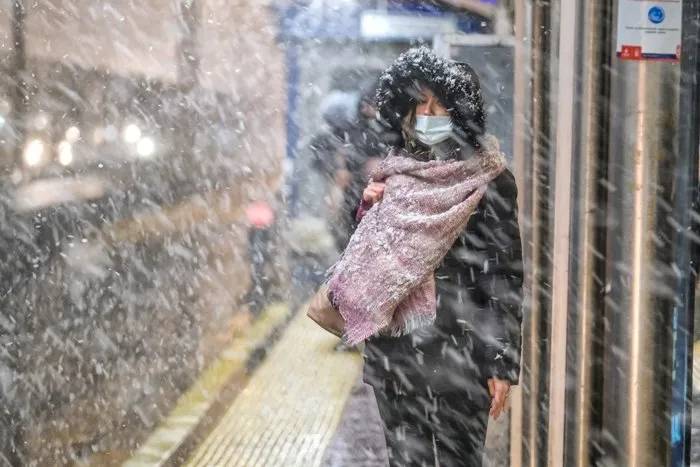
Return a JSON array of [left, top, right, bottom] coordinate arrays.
[[362, 181, 386, 205], [487, 378, 511, 420]]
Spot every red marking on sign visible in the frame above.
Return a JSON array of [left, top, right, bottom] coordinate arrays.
[[620, 45, 643, 60]]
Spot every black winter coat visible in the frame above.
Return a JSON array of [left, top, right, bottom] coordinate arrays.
[[362, 169, 523, 398]]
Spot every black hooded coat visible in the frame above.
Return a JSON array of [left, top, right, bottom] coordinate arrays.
[[362, 48, 524, 402]]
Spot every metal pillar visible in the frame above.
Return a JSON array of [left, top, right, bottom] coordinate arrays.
[[671, 2, 700, 464], [520, 1, 555, 465], [510, 0, 531, 463], [547, 0, 579, 462], [598, 6, 680, 465], [563, 1, 612, 466]]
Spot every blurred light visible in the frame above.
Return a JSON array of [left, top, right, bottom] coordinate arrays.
[[103, 125, 118, 142], [14, 176, 108, 212], [23, 139, 45, 167], [122, 124, 141, 144], [58, 141, 73, 166], [33, 113, 49, 131], [0, 115, 5, 129], [360, 11, 457, 40], [92, 127, 104, 145], [246, 201, 275, 229], [65, 126, 81, 143], [136, 137, 155, 158]]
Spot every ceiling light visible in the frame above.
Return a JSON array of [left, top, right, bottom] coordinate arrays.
[[58, 141, 73, 166], [122, 124, 141, 144], [136, 137, 155, 158], [65, 126, 81, 143], [23, 139, 45, 167]]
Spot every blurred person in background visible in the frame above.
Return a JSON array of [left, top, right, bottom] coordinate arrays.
[[356, 48, 524, 467], [244, 200, 280, 316], [287, 91, 358, 305], [340, 80, 401, 241], [310, 90, 357, 247]]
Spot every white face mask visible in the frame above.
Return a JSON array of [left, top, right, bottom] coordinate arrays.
[[414, 115, 454, 146]]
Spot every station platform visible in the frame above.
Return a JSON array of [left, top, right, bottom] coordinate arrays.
[[125, 306, 388, 467], [183, 311, 364, 466], [125, 304, 514, 467]]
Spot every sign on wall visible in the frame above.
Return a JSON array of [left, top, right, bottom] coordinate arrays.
[[616, 0, 682, 61]]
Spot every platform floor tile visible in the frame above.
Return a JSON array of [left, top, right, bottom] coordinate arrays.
[[185, 311, 363, 467]]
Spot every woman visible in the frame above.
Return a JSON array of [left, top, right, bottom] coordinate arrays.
[[359, 48, 523, 466]]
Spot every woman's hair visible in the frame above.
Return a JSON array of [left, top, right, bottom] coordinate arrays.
[[400, 107, 418, 152], [376, 47, 486, 150]]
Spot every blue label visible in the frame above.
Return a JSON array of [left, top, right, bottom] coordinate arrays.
[[648, 6, 665, 24]]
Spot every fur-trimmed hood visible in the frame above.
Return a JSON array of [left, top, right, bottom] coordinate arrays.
[[376, 47, 486, 148]]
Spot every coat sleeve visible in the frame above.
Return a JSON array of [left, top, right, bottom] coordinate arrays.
[[477, 171, 524, 385]]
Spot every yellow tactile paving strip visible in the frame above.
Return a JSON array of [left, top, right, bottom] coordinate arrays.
[[124, 304, 290, 467], [184, 311, 363, 467]]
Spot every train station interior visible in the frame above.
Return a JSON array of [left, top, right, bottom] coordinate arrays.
[[0, 1, 698, 466]]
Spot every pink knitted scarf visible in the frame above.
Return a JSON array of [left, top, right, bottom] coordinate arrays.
[[327, 142, 506, 345]]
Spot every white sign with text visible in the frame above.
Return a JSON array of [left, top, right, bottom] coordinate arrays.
[[616, 0, 682, 61]]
